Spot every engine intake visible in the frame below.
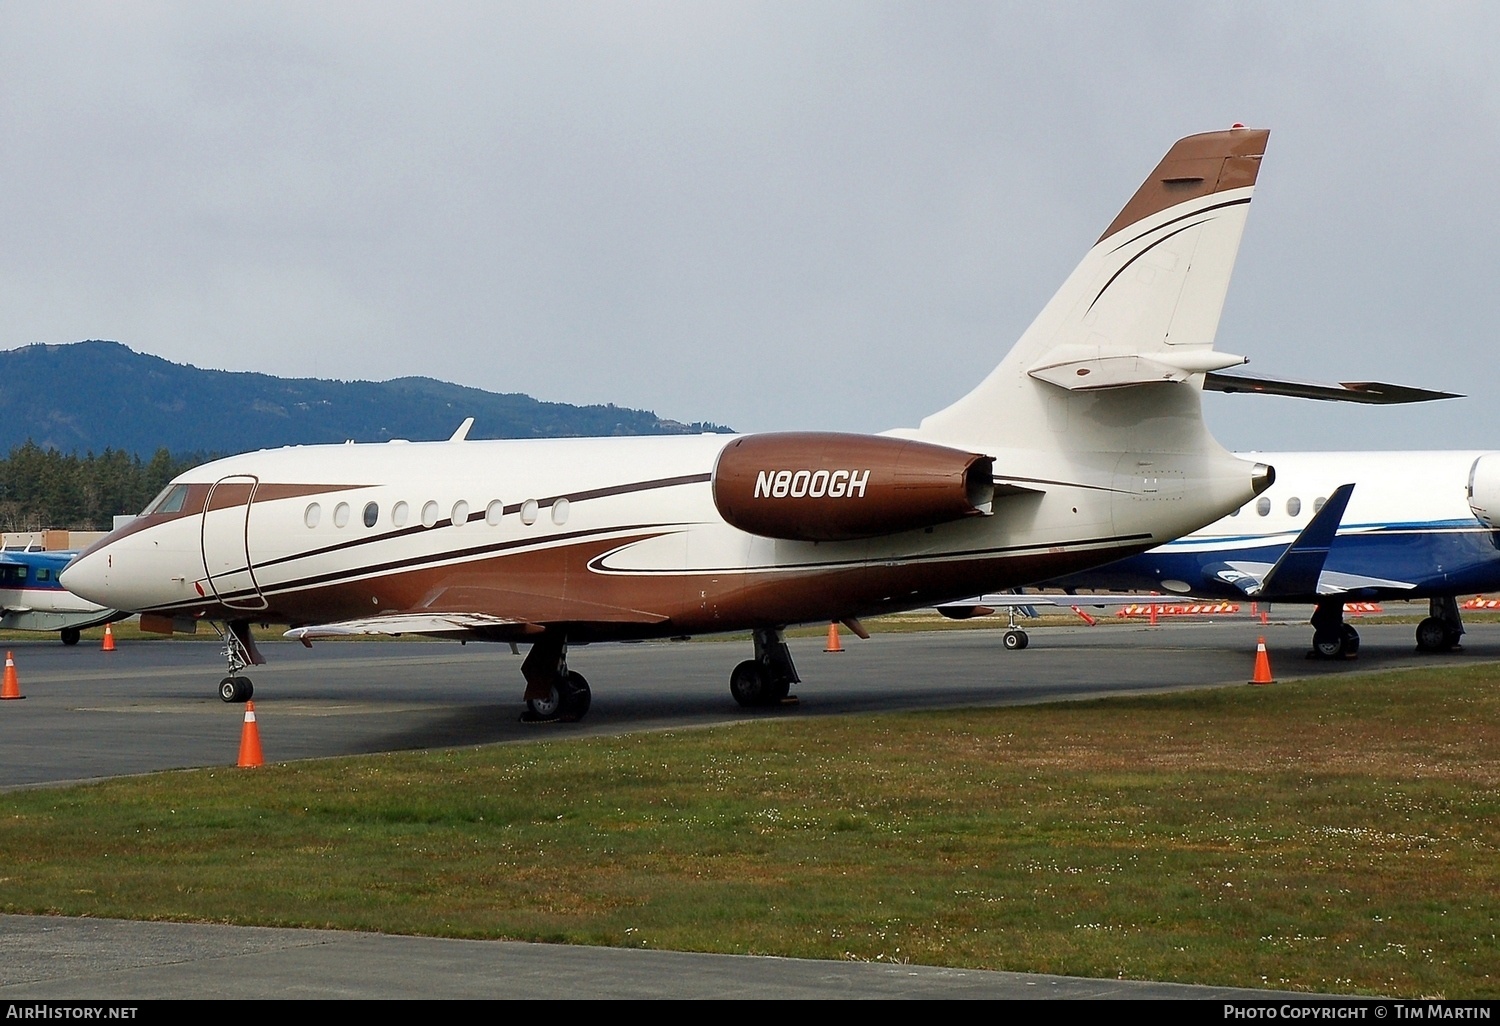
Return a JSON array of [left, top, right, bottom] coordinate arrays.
[[712, 432, 994, 541]]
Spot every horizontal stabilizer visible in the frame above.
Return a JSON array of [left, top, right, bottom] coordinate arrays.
[[1204, 371, 1461, 405], [1029, 347, 1247, 391], [1256, 483, 1354, 598]]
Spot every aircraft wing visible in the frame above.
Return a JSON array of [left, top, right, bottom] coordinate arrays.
[[936, 591, 1157, 618], [286, 612, 534, 640], [1203, 371, 1460, 404]]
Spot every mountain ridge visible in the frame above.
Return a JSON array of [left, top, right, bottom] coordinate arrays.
[[0, 341, 730, 455]]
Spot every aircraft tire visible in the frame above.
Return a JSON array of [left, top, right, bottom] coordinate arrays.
[[60, 628, 80, 646], [1003, 629, 1029, 651], [219, 676, 252, 703], [525, 685, 563, 721], [730, 660, 773, 707], [1312, 630, 1344, 659], [1415, 617, 1453, 653], [559, 671, 591, 722], [1341, 624, 1360, 656]]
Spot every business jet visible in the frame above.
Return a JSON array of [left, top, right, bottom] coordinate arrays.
[[65, 127, 1312, 721], [1019, 450, 1496, 659], [0, 548, 118, 643]]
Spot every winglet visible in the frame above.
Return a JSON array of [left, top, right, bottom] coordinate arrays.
[[449, 417, 475, 442], [1256, 483, 1356, 599]]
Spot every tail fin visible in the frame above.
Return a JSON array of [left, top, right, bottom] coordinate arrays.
[[916, 127, 1268, 448]]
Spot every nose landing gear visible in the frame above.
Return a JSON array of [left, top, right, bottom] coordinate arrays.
[[213, 620, 265, 703]]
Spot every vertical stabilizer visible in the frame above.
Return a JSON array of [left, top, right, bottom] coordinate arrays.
[[916, 128, 1268, 450]]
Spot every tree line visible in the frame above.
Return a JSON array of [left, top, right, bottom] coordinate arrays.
[[0, 442, 206, 532]]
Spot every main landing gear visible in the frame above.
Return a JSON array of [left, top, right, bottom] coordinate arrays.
[[519, 633, 591, 723], [1308, 599, 1359, 660], [214, 621, 265, 703], [1000, 606, 1029, 651], [729, 627, 800, 708], [1415, 595, 1464, 653]]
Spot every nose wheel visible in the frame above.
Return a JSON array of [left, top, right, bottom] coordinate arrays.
[[212, 621, 265, 703], [219, 676, 253, 703]]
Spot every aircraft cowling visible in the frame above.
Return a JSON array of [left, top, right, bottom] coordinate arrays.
[[712, 432, 995, 542], [1467, 453, 1500, 528]]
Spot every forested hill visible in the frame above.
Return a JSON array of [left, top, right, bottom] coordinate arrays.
[[0, 341, 729, 456]]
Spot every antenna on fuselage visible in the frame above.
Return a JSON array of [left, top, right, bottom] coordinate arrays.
[[449, 417, 475, 442]]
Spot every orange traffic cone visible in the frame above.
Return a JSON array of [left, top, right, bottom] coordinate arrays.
[[237, 701, 264, 767], [824, 621, 843, 653], [1, 651, 22, 700], [101, 623, 116, 652], [1250, 636, 1275, 685]]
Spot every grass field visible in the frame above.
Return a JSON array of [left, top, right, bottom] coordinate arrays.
[[0, 657, 1495, 996]]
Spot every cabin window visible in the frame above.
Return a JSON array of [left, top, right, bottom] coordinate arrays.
[[36, 568, 50, 582], [486, 500, 504, 526], [333, 502, 351, 528], [520, 499, 539, 526], [363, 502, 379, 528], [551, 498, 570, 526], [144, 483, 189, 515], [305, 503, 321, 528], [392, 501, 409, 528], [421, 500, 440, 529], [1286, 497, 1302, 517], [451, 500, 469, 527], [1313, 496, 1326, 513], [1256, 497, 1271, 517]]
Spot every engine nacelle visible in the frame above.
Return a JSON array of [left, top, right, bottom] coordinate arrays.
[[1468, 453, 1500, 528], [712, 432, 994, 542]]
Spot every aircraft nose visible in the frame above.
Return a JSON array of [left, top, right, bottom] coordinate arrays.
[[60, 549, 109, 605]]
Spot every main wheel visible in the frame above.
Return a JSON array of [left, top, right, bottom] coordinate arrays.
[[1415, 617, 1453, 652], [730, 660, 771, 707], [559, 670, 592, 721], [1002, 629, 1029, 651], [1311, 630, 1344, 659], [1341, 624, 1360, 656], [525, 684, 563, 720], [219, 676, 252, 703], [60, 627, 80, 646]]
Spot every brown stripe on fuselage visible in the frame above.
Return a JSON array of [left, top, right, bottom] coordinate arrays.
[[161, 527, 1159, 642]]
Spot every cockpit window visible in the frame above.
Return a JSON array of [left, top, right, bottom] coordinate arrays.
[[143, 484, 190, 515]]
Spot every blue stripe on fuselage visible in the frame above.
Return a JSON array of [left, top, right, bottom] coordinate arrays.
[[1051, 523, 1500, 600]]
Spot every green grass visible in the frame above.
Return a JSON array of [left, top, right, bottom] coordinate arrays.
[[1, 664, 1496, 996]]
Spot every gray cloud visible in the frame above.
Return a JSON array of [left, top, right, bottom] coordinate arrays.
[[1, 2, 1495, 449]]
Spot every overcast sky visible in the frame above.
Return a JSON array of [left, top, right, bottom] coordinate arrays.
[[1, 2, 1495, 450]]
